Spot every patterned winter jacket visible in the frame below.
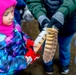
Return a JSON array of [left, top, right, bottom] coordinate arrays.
[[26, 0, 76, 36], [0, 20, 30, 75]]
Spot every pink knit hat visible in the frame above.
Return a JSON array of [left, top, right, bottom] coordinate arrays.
[[0, 0, 17, 36]]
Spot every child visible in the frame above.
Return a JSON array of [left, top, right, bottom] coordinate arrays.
[[0, 0, 39, 75]]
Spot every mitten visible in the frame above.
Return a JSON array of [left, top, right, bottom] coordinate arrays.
[[47, 11, 64, 30], [38, 15, 50, 29], [25, 48, 40, 64], [41, 19, 49, 29], [26, 39, 34, 49], [22, 6, 34, 22]]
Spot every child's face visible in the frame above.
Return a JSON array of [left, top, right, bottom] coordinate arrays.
[[2, 6, 14, 25]]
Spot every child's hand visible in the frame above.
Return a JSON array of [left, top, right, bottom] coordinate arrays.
[[26, 39, 34, 49], [24, 48, 40, 64]]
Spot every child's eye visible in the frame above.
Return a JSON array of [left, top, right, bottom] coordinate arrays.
[[4, 13, 8, 16]]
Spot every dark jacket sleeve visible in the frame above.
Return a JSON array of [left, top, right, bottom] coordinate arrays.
[[26, 0, 47, 19], [57, 0, 76, 18], [26, 0, 76, 19], [16, 0, 26, 9]]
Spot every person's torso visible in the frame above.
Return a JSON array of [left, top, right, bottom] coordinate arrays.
[[43, 0, 76, 36], [43, 0, 63, 18], [0, 20, 28, 57]]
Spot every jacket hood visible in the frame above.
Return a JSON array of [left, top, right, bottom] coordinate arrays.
[[0, 0, 17, 36], [0, 0, 17, 25]]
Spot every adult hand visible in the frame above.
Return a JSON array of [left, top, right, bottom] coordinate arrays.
[[38, 15, 50, 29], [41, 18, 49, 29], [47, 11, 64, 30]]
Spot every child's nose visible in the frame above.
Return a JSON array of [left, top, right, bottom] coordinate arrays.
[[10, 13, 14, 20]]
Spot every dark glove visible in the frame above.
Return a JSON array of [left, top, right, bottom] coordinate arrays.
[[38, 15, 50, 29], [47, 12, 64, 30], [25, 48, 40, 64], [41, 19, 49, 29]]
